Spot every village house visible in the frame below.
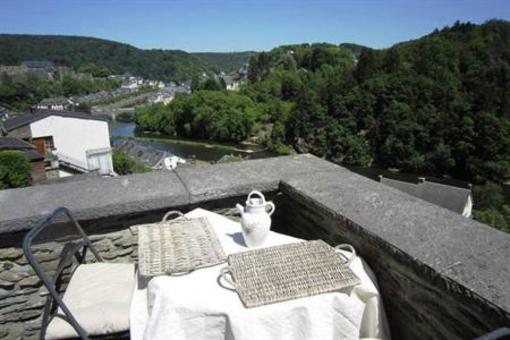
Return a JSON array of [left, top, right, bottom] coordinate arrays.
[[36, 96, 74, 111], [148, 85, 190, 105], [0, 136, 47, 183], [121, 76, 144, 90], [113, 139, 185, 170], [121, 81, 139, 90], [148, 92, 174, 105], [0, 61, 57, 80], [220, 71, 246, 91], [379, 175, 473, 217], [219, 75, 238, 91], [3, 110, 114, 177], [146, 80, 165, 88]]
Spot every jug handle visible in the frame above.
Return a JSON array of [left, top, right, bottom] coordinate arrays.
[[220, 266, 236, 289], [161, 210, 187, 222], [334, 244, 356, 266], [248, 190, 266, 203], [265, 201, 275, 216]]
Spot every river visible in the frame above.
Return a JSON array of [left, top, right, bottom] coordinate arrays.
[[109, 121, 278, 162], [109, 122, 502, 194]]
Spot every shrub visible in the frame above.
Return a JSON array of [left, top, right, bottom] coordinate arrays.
[[0, 151, 31, 189], [473, 208, 510, 233], [112, 152, 151, 175], [473, 182, 505, 209]]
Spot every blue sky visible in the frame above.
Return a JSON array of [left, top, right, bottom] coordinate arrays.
[[0, 0, 508, 52]]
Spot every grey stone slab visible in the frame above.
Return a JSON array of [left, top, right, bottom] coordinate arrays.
[[281, 169, 510, 311], [0, 171, 188, 234], [176, 154, 345, 203]]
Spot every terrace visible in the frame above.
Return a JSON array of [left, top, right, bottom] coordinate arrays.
[[0, 154, 509, 339]]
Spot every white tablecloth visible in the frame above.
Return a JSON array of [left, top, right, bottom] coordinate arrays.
[[130, 208, 390, 340]]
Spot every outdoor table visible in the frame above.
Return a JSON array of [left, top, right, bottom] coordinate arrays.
[[130, 208, 390, 340]]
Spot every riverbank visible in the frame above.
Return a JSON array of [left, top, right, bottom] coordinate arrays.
[[109, 121, 278, 162], [113, 134, 266, 154]]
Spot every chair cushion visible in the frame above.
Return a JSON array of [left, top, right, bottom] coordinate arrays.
[[45, 262, 135, 340]]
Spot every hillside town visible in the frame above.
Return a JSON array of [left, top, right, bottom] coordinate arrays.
[[0, 59, 250, 185]]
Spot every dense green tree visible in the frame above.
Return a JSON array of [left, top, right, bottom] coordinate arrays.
[[473, 182, 506, 209], [473, 208, 510, 233], [78, 62, 113, 77], [199, 78, 223, 91], [135, 90, 263, 142], [112, 152, 151, 175], [0, 151, 31, 189]]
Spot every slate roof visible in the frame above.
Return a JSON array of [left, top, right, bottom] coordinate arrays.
[[420, 181, 472, 214], [380, 177, 420, 196], [0, 137, 44, 161], [3, 110, 108, 132], [113, 139, 169, 168], [380, 176, 472, 215], [0, 137, 34, 150], [221, 75, 234, 86]]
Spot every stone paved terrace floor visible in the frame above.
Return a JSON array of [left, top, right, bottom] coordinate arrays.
[[0, 154, 509, 339]]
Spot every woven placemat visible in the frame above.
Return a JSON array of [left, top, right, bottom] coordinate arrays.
[[221, 240, 360, 308], [137, 211, 226, 276]]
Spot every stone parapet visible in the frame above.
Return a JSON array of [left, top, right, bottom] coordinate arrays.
[[0, 154, 508, 339]]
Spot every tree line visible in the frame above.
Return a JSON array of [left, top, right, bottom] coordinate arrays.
[[0, 34, 254, 82]]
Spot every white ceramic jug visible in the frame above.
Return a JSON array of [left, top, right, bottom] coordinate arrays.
[[236, 190, 275, 247]]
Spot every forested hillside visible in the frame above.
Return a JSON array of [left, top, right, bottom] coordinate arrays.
[[247, 20, 510, 184], [0, 35, 252, 81], [191, 51, 257, 73]]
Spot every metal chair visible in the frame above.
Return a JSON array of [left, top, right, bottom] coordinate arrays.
[[23, 207, 135, 340]]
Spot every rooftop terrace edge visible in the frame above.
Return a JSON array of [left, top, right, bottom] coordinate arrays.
[[0, 154, 509, 318]]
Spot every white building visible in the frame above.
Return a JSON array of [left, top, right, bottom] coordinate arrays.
[[3, 110, 114, 177], [148, 92, 175, 105], [221, 75, 242, 91], [148, 85, 190, 105], [121, 81, 139, 90]]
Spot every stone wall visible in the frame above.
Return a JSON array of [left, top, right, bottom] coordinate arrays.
[[277, 173, 510, 339], [0, 227, 136, 339], [274, 191, 508, 339]]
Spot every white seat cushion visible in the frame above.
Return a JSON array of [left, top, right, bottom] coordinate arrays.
[[46, 262, 135, 340]]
